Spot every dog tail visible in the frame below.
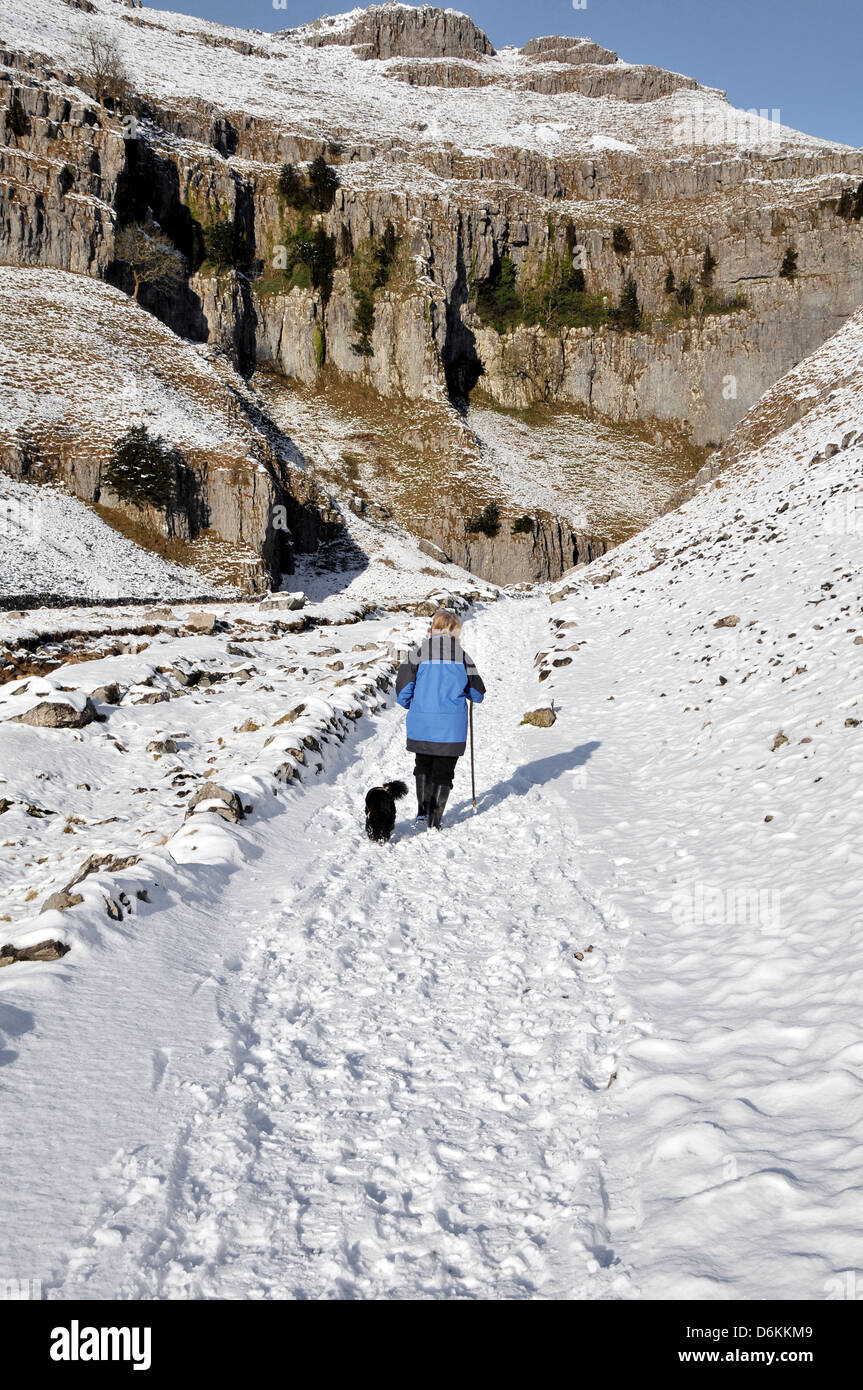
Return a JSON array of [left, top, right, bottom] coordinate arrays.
[[384, 780, 409, 800]]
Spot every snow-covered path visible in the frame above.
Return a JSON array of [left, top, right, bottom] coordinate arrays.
[[50, 599, 633, 1300]]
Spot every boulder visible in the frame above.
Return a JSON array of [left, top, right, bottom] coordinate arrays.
[[1, 938, 71, 965], [12, 696, 97, 729], [521, 706, 557, 728], [91, 682, 124, 705], [185, 783, 248, 823], [273, 703, 307, 726], [40, 889, 84, 914], [185, 610, 218, 633], [67, 852, 140, 888], [147, 737, 180, 754], [261, 592, 306, 611]]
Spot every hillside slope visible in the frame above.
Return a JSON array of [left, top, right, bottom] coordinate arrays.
[[0, 266, 340, 592], [533, 309, 863, 1295]]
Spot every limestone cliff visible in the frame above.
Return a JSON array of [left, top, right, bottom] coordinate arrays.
[[2, 0, 863, 585]]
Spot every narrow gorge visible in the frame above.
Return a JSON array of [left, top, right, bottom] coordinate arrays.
[[2, 0, 862, 586]]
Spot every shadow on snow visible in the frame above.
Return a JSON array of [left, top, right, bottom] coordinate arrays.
[[451, 740, 602, 823]]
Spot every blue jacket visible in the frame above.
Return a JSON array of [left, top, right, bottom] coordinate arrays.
[[396, 633, 485, 756]]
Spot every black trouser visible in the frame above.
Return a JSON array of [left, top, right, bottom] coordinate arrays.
[[414, 753, 459, 788]]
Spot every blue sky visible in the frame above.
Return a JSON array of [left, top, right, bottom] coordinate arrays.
[[176, 0, 861, 147]]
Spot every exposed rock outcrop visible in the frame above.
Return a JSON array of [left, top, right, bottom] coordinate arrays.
[[520, 36, 618, 64], [3, 3, 863, 588], [295, 4, 495, 59]]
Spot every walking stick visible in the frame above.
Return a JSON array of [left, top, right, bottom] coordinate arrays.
[[469, 700, 477, 813]]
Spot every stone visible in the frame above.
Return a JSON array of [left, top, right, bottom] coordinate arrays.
[[418, 538, 451, 563], [91, 682, 123, 704], [714, 615, 740, 628], [186, 783, 248, 823], [147, 737, 180, 754], [185, 610, 217, 633], [67, 853, 140, 888], [771, 730, 789, 751], [261, 592, 306, 611], [40, 889, 84, 914], [12, 696, 97, 729], [301, 5, 496, 60], [521, 706, 557, 728], [0, 937, 72, 965], [273, 704, 307, 726]]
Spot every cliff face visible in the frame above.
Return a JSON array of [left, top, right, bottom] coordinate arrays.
[[295, 4, 496, 59], [3, 1, 863, 586]]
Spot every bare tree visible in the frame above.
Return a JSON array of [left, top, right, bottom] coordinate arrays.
[[82, 27, 131, 109], [115, 222, 186, 300]]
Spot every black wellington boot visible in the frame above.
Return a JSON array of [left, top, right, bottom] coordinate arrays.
[[427, 783, 451, 831], [415, 773, 429, 823]]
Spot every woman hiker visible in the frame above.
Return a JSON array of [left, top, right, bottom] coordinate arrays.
[[396, 608, 486, 830]]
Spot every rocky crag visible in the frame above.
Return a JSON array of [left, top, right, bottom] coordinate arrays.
[[2, 0, 862, 584]]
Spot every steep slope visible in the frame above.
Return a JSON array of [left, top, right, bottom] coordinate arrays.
[[0, 472, 240, 604], [0, 266, 340, 591], [531, 311, 863, 1295], [2, 0, 862, 584]]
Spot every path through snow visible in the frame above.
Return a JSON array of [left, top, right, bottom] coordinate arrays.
[[51, 599, 634, 1300]]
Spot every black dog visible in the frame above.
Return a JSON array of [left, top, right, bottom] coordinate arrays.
[[365, 780, 408, 843]]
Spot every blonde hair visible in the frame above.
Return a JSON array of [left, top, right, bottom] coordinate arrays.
[[431, 608, 461, 635]]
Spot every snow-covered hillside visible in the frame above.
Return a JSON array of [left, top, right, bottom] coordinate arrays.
[[1, 0, 846, 160], [0, 473, 238, 603], [533, 310, 863, 1295], [0, 304, 860, 1298]]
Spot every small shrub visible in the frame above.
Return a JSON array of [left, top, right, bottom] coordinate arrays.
[[702, 290, 749, 316], [676, 277, 695, 310], [307, 155, 339, 212], [203, 217, 238, 271], [277, 162, 305, 208], [313, 321, 326, 367], [512, 515, 534, 535], [474, 248, 611, 335], [663, 268, 676, 295], [612, 225, 632, 256], [614, 276, 642, 332], [350, 223, 399, 356], [283, 221, 337, 303], [466, 501, 501, 539], [834, 180, 863, 221], [277, 157, 340, 214], [700, 245, 718, 287], [779, 247, 798, 280], [104, 425, 177, 511]]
